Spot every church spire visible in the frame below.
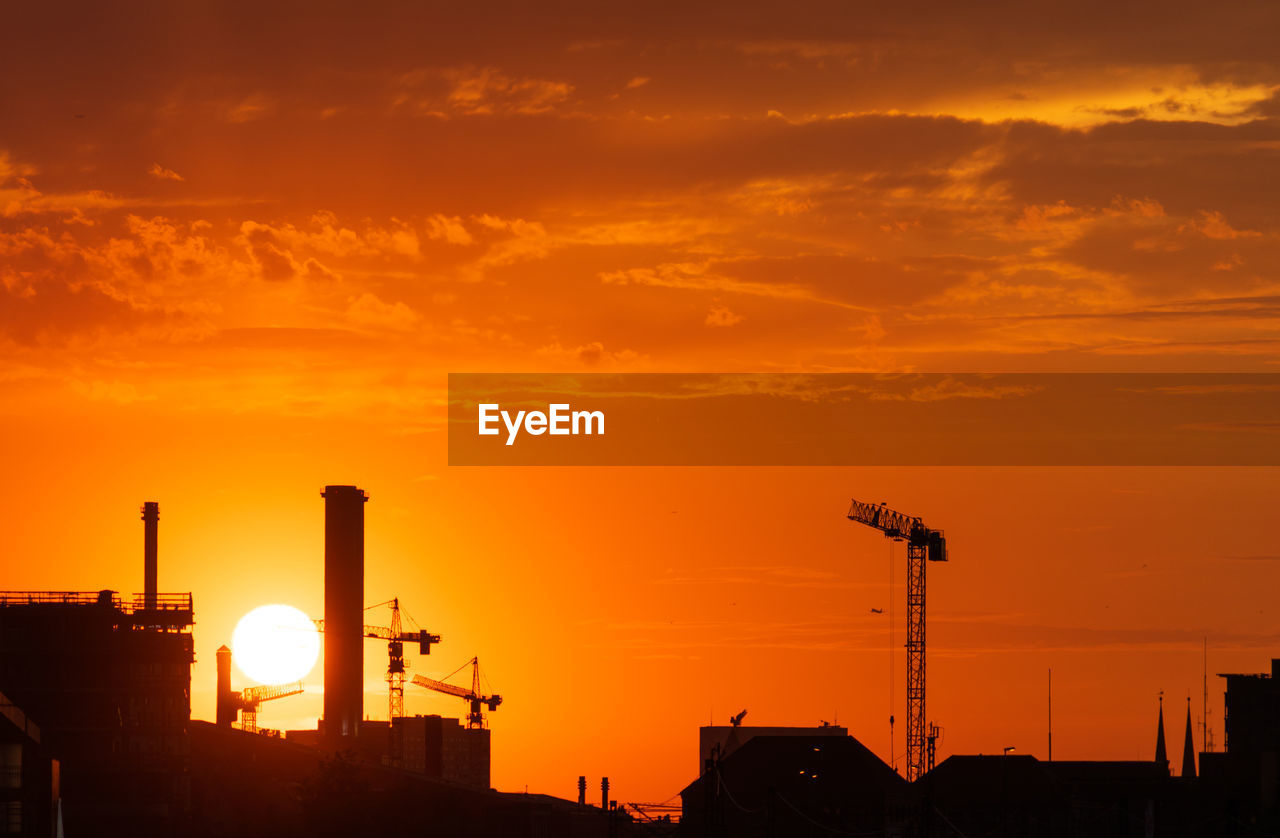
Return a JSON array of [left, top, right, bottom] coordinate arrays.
[[1155, 693, 1168, 774], [1182, 697, 1197, 778]]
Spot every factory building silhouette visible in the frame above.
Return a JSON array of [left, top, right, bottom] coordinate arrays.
[[0, 502, 194, 835], [0, 488, 1278, 836], [0, 488, 629, 837]]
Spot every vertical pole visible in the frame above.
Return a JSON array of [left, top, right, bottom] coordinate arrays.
[[1048, 668, 1052, 762], [142, 502, 159, 610], [888, 539, 895, 771], [905, 541, 927, 781]]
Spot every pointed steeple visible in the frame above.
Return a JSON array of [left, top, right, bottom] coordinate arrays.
[[1182, 697, 1197, 778], [1155, 693, 1168, 774]]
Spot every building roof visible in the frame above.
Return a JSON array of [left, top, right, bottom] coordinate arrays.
[[682, 733, 906, 802], [1047, 760, 1170, 784], [924, 754, 1063, 804]]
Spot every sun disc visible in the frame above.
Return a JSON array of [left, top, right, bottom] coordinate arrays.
[[231, 604, 320, 685]]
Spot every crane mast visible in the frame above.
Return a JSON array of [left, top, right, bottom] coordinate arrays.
[[313, 598, 441, 767], [848, 499, 948, 781]]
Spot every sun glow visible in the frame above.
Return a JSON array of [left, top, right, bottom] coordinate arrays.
[[231, 604, 320, 685]]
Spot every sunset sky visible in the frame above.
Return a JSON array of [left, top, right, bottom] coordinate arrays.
[[3, 0, 1279, 804]]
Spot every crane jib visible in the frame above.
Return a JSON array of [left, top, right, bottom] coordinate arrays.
[[847, 499, 947, 561]]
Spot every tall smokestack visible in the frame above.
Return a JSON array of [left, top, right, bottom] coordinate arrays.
[[216, 645, 236, 727], [322, 485, 367, 742], [142, 501, 159, 609]]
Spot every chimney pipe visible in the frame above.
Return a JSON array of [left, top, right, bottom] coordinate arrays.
[[577, 775, 586, 806], [142, 502, 159, 609], [322, 485, 367, 743], [601, 776, 609, 811], [216, 645, 236, 726]]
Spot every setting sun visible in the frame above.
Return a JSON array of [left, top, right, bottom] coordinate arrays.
[[231, 604, 320, 686]]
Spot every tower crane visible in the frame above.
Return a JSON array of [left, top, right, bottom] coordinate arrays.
[[411, 657, 502, 729], [847, 499, 948, 781], [235, 682, 304, 734], [313, 598, 441, 765], [215, 644, 304, 734], [313, 598, 441, 721]]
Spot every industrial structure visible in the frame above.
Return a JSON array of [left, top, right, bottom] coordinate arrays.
[[0, 503, 195, 834], [411, 657, 502, 729], [321, 485, 367, 743], [313, 597, 440, 764], [392, 714, 492, 788], [847, 499, 948, 781], [214, 646, 303, 733], [0, 486, 549, 836]]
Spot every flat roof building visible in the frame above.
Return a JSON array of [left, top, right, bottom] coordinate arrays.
[[0, 590, 194, 836], [395, 715, 491, 789]]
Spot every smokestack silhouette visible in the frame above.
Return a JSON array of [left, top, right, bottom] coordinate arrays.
[[142, 501, 159, 609], [216, 645, 236, 727], [322, 485, 367, 742]]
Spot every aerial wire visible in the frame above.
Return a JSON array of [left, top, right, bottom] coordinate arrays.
[[888, 538, 895, 772]]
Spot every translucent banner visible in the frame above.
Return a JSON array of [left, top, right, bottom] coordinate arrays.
[[447, 373, 1280, 466]]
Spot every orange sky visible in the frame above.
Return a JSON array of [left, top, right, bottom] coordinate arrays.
[[2, 0, 1280, 805]]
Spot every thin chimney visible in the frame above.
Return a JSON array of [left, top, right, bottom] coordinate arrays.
[[142, 502, 159, 609]]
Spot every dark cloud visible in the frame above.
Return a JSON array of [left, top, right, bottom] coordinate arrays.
[[0, 279, 149, 345]]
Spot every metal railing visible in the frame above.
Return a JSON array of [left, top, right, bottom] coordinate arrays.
[[0, 591, 121, 607], [0, 591, 193, 614], [128, 593, 193, 612]]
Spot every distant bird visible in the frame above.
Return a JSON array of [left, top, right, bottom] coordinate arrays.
[[870, 608, 884, 614]]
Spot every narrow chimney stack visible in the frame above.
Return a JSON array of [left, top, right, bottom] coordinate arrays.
[[322, 485, 367, 743], [142, 501, 159, 610], [216, 645, 236, 727]]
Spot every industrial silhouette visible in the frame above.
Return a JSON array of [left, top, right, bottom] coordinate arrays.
[[0, 490, 1276, 836], [847, 498, 948, 780], [321, 484, 366, 744]]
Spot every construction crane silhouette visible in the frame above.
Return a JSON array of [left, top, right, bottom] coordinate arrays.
[[234, 682, 304, 734], [847, 499, 948, 781], [411, 657, 502, 729], [314, 597, 441, 764]]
